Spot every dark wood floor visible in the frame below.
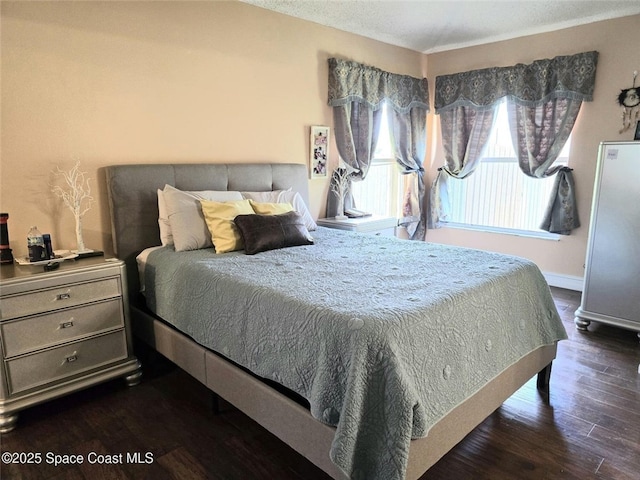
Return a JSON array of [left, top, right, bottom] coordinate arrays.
[[2, 287, 639, 480]]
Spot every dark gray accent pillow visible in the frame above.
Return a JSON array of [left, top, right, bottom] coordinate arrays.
[[234, 211, 314, 255]]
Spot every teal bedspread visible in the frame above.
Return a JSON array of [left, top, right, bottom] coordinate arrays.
[[143, 227, 567, 480]]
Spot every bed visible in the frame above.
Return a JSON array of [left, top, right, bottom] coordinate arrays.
[[105, 162, 567, 480]]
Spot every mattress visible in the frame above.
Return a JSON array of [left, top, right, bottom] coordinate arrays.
[[139, 227, 567, 480]]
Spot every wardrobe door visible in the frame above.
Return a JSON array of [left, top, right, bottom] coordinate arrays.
[[583, 142, 640, 324]]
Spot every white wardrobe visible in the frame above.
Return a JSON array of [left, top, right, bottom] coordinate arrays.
[[574, 141, 640, 337]]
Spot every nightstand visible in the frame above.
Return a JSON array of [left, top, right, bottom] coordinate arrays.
[[317, 215, 398, 237], [0, 257, 141, 433]]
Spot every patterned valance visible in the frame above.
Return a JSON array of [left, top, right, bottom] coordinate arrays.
[[328, 58, 430, 114], [434, 51, 598, 113]]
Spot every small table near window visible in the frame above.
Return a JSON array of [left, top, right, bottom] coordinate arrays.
[[317, 215, 397, 237]]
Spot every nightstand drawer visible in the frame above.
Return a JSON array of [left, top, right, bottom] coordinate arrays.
[[1, 299, 124, 357], [0, 277, 121, 320], [5, 331, 128, 395]]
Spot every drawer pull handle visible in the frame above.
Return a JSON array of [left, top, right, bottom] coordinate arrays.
[[60, 321, 74, 329], [66, 355, 78, 363], [57, 293, 71, 300]]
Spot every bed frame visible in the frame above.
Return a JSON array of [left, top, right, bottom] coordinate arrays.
[[105, 162, 556, 480]]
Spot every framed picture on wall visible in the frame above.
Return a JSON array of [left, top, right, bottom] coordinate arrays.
[[310, 126, 329, 179], [634, 121, 640, 141]]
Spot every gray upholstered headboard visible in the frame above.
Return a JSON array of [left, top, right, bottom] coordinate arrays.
[[105, 163, 310, 294]]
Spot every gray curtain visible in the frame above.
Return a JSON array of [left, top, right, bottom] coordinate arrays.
[[507, 97, 582, 233], [333, 100, 384, 182], [507, 98, 581, 178], [388, 106, 428, 239], [431, 51, 598, 234], [327, 58, 429, 223], [326, 104, 382, 217], [540, 167, 580, 234], [429, 105, 497, 227], [434, 51, 598, 111]]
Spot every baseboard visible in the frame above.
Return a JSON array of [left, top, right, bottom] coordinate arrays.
[[542, 272, 583, 292]]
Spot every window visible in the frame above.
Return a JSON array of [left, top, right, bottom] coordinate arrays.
[[351, 103, 402, 218], [443, 100, 569, 236]]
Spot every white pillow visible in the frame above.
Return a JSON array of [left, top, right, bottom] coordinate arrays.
[[241, 189, 317, 231], [161, 185, 243, 251], [157, 189, 173, 246], [241, 190, 285, 203]]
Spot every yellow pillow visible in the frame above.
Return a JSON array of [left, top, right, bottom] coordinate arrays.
[[249, 199, 294, 215], [200, 199, 254, 253]]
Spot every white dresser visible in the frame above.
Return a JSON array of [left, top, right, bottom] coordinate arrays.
[[0, 257, 141, 432], [574, 141, 640, 338]]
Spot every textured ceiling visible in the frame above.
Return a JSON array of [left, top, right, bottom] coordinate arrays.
[[239, 0, 640, 53]]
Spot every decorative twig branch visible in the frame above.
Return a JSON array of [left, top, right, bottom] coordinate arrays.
[[51, 160, 94, 252], [330, 167, 351, 218]]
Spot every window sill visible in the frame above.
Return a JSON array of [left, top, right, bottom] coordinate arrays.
[[441, 222, 561, 241]]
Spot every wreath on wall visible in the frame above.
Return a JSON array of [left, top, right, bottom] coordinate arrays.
[[617, 71, 640, 134]]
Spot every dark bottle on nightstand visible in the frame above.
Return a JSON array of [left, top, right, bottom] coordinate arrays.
[[27, 226, 47, 262], [0, 213, 13, 264], [43, 234, 54, 259]]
